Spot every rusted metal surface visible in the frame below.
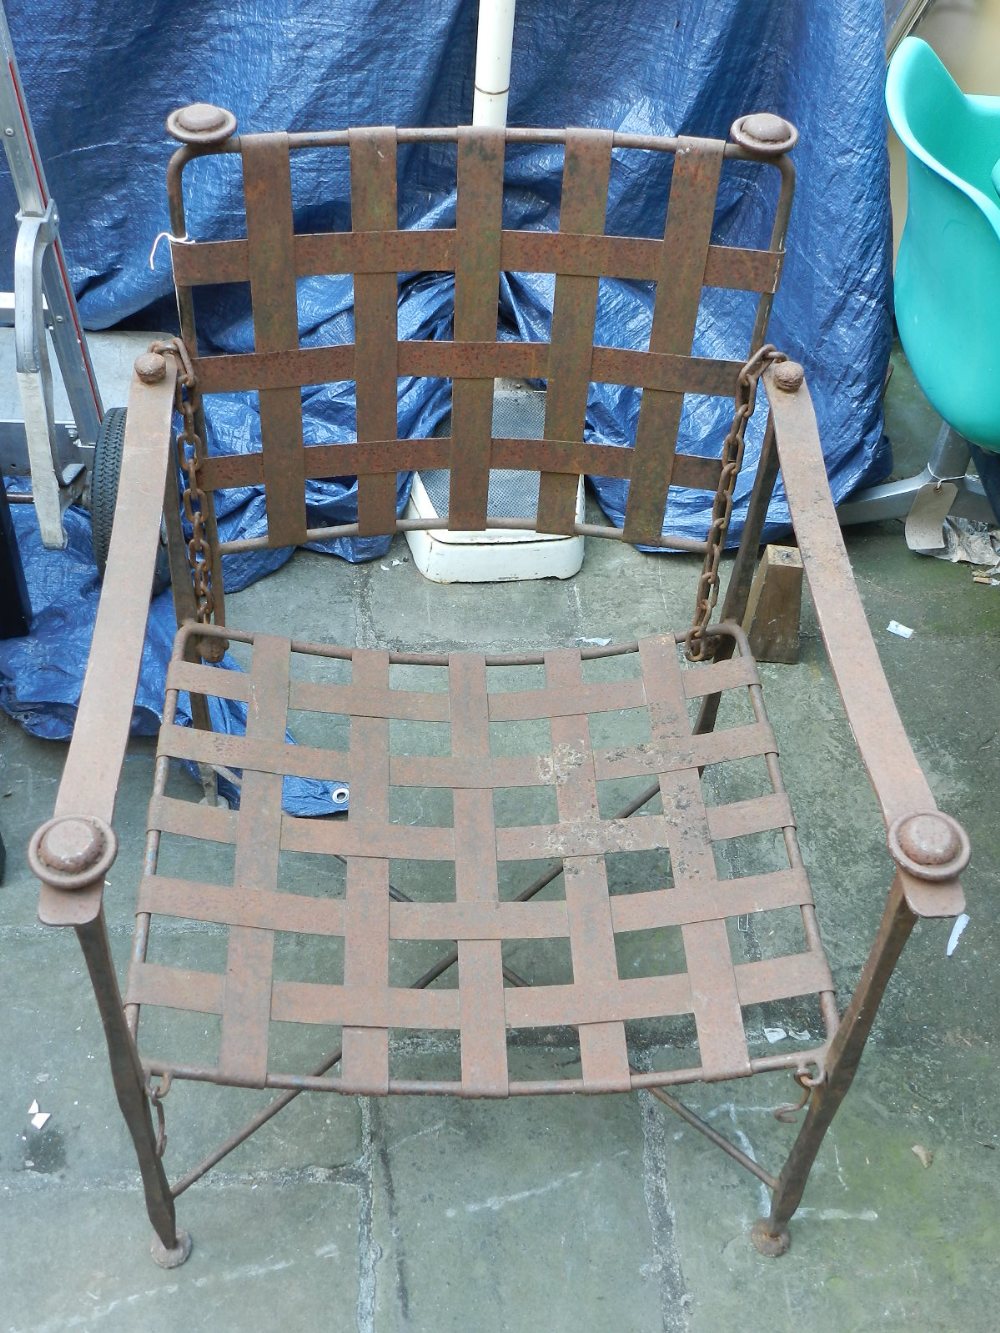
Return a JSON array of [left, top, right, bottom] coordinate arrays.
[[171, 227, 784, 294], [127, 622, 836, 1096], [449, 126, 506, 531], [763, 364, 967, 919], [134, 351, 167, 384], [730, 112, 799, 157], [77, 911, 184, 1259], [686, 343, 785, 660], [536, 129, 612, 536], [622, 138, 724, 544], [166, 101, 237, 147], [242, 134, 308, 549], [887, 810, 970, 881], [28, 814, 117, 890], [150, 335, 224, 647], [753, 876, 918, 1255], [37, 353, 177, 927], [216, 515, 709, 557], [163, 122, 793, 559], [350, 128, 402, 537], [29, 111, 972, 1258]]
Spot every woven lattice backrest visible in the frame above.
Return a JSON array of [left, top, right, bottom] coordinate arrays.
[[167, 125, 793, 555]]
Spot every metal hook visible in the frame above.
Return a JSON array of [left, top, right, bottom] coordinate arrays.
[[146, 1072, 173, 1157], [773, 1062, 824, 1123]]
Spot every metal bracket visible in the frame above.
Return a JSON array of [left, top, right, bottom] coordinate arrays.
[[838, 422, 995, 527], [12, 200, 84, 545], [0, 3, 103, 548]]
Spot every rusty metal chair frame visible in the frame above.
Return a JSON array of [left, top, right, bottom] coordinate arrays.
[[30, 106, 968, 1269]]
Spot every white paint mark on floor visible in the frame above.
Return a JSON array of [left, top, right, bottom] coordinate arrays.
[[706, 1102, 770, 1217], [387, 1118, 448, 1153], [23, 1259, 295, 1333], [833, 1143, 849, 1191], [798, 1207, 879, 1222], [444, 1149, 630, 1219], [446, 1168, 583, 1217]]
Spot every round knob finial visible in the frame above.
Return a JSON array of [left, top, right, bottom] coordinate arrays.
[[730, 113, 798, 157], [28, 815, 118, 891], [166, 103, 237, 146], [135, 351, 166, 384], [773, 360, 804, 393], [887, 812, 970, 882]]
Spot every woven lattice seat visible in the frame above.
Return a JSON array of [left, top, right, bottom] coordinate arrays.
[[128, 621, 835, 1097]]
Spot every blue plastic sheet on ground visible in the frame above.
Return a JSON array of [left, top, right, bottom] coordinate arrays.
[[0, 0, 892, 764], [0, 491, 347, 814]]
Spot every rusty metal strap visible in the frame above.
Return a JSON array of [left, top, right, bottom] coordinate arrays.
[[545, 648, 631, 1091], [158, 724, 346, 784], [638, 633, 749, 1078], [134, 626, 835, 1093], [491, 794, 793, 863], [449, 126, 505, 531], [197, 441, 722, 511], [350, 128, 401, 537], [166, 657, 252, 702], [241, 133, 307, 548], [623, 138, 725, 546], [128, 951, 830, 1048], [171, 229, 782, 293], [195, 439, 724, 510], [449, 653, 509, 1095], [341, 649, 392, 1093], [536, 129, 612, 535], [217, 634, 290, 1086], [40, 358, 178, 929], [145, 781, 790, 861], [192, 341, 742, 398], [136, 862, 813, 944], [765, 366, 966, 921], [388, 720, 775, 789]]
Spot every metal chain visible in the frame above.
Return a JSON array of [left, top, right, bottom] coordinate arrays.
[[685, 343, 786, 662], [146, 1072, 172, 1158], [151, 337, 216, 627]]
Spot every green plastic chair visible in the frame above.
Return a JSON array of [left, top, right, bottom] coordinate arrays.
[[888, 37, 1000, 453]]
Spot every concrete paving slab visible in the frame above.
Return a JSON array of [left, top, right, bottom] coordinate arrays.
[[2, 1180, 361, 1333], [660, 1050, 998, 1333], [368, 1064, 678, 1333]]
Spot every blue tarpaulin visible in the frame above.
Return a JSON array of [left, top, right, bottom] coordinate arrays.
[[0, 0, 892, 780]]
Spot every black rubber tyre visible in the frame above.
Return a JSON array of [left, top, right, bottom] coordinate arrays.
[[90, 406, 171, 595]]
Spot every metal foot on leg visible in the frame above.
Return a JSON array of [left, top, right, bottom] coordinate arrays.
[[751, 880, 918, 1252], [76, 913, 186, 1262], [750, 1218, 790, 1258], [151, 1228, 193, 1269]]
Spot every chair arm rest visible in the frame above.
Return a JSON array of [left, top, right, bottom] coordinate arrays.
[[34, 353, 178, 928], [763, 362, 967, 919]]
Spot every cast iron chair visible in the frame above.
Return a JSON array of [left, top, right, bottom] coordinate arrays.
[[30, 104, 968, 1267]]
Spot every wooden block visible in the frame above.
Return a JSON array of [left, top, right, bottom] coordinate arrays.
[[742, 544, 803, 664]]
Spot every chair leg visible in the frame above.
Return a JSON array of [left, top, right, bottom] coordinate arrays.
[[752, 876, 916, 1255], [76, 913, 192, 1268]]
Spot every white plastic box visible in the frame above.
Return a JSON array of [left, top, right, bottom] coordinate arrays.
[[404, 383, 585, 584]]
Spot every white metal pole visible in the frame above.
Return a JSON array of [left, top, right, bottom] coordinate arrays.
[[472, 0, 517, 127]]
